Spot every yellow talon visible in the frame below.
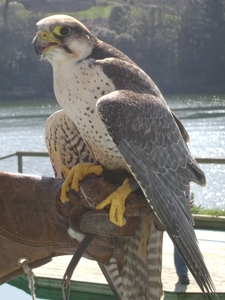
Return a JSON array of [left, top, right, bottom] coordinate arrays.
[[60, 163, 103, 203], [61, 165, 70, 178], [96, 178, 132, 226]]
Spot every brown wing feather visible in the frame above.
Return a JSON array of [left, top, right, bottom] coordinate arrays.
[[97, 89, 218, 299]]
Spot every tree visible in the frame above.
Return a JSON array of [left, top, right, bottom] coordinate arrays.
[[177, 0, 225, 93], [0, 14, 53, 96], [92, 27, 117, 45], [177, 0, 205, 93], [115, 32, 135, 59], [201, 0, 225, 93], [2, 0, 10, 27], [108, 4, 132, 34]]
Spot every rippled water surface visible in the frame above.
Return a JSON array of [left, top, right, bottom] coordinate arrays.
[[1, 95, 225, 210]]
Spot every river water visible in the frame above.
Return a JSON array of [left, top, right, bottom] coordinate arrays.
[[0, 95, 225, 210]]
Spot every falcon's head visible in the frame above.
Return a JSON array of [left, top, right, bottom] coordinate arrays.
[[33, 15, 95, 63]]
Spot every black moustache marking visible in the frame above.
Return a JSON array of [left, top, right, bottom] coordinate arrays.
[[63, 45, 73, 54]]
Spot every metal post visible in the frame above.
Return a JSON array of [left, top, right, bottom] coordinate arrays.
[[17, 153, 23, 173]]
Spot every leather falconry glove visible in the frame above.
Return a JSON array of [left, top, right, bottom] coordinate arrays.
[[0, 170, 160, 286]]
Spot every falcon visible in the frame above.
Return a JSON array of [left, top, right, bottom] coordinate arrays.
[[33, 15, 218, 299]]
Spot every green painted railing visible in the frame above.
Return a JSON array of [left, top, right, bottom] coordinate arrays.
[[0, 151, 225, 173], [8, 276, 225, 300], [0, 151, 49, 173]]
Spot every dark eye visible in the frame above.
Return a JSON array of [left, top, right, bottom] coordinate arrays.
[[53, 25, 71, 37], [60, 26, 70, 35]]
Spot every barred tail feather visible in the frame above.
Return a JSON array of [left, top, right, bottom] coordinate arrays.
[[100, 214, 164, 300]]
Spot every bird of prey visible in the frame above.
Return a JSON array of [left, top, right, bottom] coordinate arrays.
[[33, 15, 218, 299], [45, 109, 164, 300]]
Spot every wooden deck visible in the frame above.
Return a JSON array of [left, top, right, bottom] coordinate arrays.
[[33, 229, 225, 297]]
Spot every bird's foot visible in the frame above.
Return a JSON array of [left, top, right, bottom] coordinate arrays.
[[60, 163, 103, 203], [96, 178, 132, 226]]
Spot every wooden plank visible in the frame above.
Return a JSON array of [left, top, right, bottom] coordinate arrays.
[[34, 229, 225, 295], [162, 230, 225, 293]]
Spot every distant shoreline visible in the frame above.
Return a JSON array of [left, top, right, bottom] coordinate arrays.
[[0, 90, 55, 101]]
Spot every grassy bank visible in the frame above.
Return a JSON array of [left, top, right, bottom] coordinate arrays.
[[191, 205, 225, 216], [74, 5, 113, 19]]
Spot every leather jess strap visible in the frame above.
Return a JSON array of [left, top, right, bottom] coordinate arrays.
[[62, 233, 95, 300], [61, 205, 140, 299]]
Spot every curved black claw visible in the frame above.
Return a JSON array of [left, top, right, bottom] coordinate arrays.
[[102, 168, 131, 185], [71, 189, 82, 199]]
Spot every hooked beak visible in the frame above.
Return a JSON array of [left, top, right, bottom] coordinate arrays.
[[33, 31, 60, 56]]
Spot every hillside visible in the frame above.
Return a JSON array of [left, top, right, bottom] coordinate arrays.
[[0, 0, 225, 99]]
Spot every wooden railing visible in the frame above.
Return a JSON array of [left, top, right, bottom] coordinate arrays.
[[0, 151, 225, 173]]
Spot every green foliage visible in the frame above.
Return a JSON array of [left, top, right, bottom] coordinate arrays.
[[96, 0, 113, 6], [108, 5, 130, 34], [92, 27, 117, 44], [0, 13, 52, 96], [177, 0, 225, 93], [0, 0, 225, 98], [201, 0, 225, 90], [74, 5, 113, 20], [191, 205, 225, 217], [115, 32, 135, 59], [14, 9, 32, 19]]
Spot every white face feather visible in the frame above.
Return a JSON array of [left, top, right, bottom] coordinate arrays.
[[35, 14, 93, 64], [43, 37, 93, 65]]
